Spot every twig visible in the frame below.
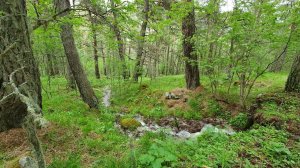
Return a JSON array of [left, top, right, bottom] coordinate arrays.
[[0, 42, 17, 58]]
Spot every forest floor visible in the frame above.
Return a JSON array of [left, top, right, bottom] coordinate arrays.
[[0, 73, 300, 168]]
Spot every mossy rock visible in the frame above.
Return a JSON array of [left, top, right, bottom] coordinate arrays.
[[120, 118, 141, 130], [4, 152, 31, 168]]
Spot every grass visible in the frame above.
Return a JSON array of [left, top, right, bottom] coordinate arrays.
[[137, 126, 299, 167], [1, 72, 299, 167]]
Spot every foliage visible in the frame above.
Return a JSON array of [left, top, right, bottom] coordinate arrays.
[[230, 113, 248, 129], [137, 126, 299, 167], [2, 0, 300, 166]]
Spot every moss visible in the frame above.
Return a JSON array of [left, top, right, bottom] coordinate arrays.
[[5, 155, 23, 168], [120, 118, 141, 130]]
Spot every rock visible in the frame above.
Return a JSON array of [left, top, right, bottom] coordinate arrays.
[[19, 156, 38, 168], [134, 115, 146, 126], [165, 92, 180, 100], [120, 118, 141, 130], [190, 124, 236, 139], [165, 92, 171, 99], [103, 86, 111, 107], [176, 130, 191, 139]]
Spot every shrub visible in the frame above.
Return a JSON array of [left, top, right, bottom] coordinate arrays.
[[230, 113, 248, 129]]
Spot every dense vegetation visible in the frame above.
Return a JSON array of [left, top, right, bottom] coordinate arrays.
[[0, 0, 300, 167]]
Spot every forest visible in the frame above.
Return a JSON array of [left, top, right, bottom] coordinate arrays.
[[0, 0, 300, 167]]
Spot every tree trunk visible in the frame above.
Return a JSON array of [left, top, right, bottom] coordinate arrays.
[[111, 0, 128, 79], [100, 41, 107, 77], [88, 10, 100, 79], [133, 0, 150, 81], [0, 0, 42, 132], [165, 45, 170, 75], [46, 53, 55, 76], [66, 64, 77, 90], [55, 0, 98, 109], [285, 55, 300, 93], [182, 0, 200, 89]]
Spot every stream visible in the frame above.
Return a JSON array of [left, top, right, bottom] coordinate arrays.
[[102, 86, 235, 139], [102, 86, 111, 107]]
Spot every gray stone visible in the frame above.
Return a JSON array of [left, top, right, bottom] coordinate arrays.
[[176, 130, 191, 139], [165, 92, 180, 100], [103, 86, 111, 107], [19, 156, 38, 168], [190, 124, 236, 139]]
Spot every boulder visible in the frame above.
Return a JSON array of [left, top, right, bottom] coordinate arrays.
[[120, 118, 141, 130], [19, 156, 38, 168]]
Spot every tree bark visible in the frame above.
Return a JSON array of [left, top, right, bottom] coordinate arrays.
[[100, 42, 107, 77], [110, 0, 128, 79], [88, 10, 100, 79], [46, 53, 55, 76], [182, 0, 200, 89], [66, 64, 77, 89], [55, 0, 98, 109], [285, 55, 300, 93], [133, 0, 150, 81], [0, 0, 42, 132]]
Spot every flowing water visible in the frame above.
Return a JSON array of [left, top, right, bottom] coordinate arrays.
[[102, 86, 111, 107], [103, 87, 235, 139]]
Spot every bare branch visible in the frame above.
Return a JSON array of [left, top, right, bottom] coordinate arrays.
[[0, 42, 17, 58]]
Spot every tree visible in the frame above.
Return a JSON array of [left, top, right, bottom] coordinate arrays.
[[182, 0, 200, 89], [133, 0, 150, 82], [0, 1, 46, 167], [0, 0, 42, 131], [110, 0, 129, 79], [55, 0, 98, 109], [285, 55, 300, 93], [86, 2, 100, 79]]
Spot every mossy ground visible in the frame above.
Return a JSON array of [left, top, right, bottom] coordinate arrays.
[[0, 73, 299, 167]]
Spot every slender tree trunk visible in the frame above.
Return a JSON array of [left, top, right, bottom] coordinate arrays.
[[46, 53, 55, 76], [165, 45, 170, 75], [285, 55, 300, 93], [55, 0, 98, 109], [88, 10, 100, 79], [182, 0, 200, 89], [51, 53, 60, 75], [239, 73, 247, 109], [100, 41, 107, 77], [0, 0, 42, 132], [110, 0, 128, 79], [133, 0, 150, 81]]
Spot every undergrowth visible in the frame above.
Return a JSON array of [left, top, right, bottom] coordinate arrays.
[[1, 73, 299, 167]]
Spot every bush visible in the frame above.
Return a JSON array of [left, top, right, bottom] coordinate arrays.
[[230, 113, 248, 129]]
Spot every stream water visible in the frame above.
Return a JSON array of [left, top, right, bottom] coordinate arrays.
[[102, 86, 111, 107], [103, 87, 235, 139]]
